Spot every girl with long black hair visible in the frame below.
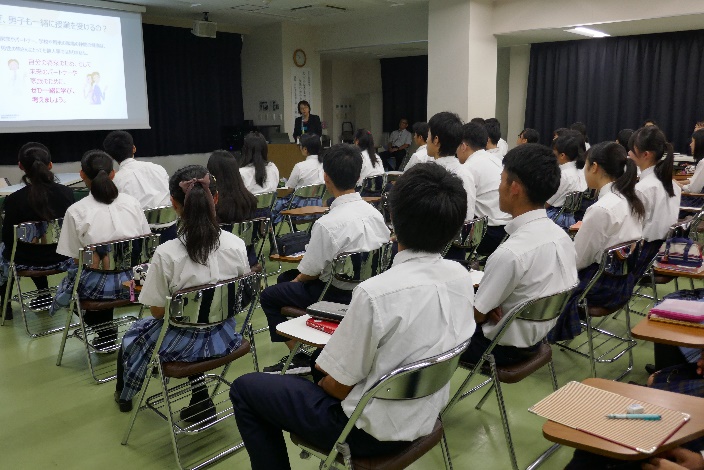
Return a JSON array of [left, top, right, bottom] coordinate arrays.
[[354, 128, 384, 187], [239, 131, 280, 194]]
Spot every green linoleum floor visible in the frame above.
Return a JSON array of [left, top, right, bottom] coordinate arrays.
[[0, 272, 688, 470]]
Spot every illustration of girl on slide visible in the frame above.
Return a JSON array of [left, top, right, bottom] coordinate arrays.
[[84, 72, 106, 105]]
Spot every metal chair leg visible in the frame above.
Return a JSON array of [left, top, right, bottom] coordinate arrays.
[[56, 299, 77, 366], [440, 427, 453, 470], [122, 359, 155, 444], [1, 268, 13, 326], [488, 355, 518, 470], [247, 323, 259, 372], [474, 381, 495, 410], [582, 299, 598, 378], [547, 359, 559, 391]]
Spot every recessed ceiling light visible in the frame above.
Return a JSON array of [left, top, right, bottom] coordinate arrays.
[[565, 26, 610, 38]]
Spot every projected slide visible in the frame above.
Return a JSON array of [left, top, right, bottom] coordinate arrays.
[[0, 4, 128, 122]]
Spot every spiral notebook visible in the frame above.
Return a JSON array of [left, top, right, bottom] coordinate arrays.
[[529, 381, 690, 453]]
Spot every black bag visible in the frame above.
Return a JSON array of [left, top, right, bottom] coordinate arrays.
[[275, 231, 310, 256]]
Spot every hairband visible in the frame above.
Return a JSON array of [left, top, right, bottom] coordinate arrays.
[[178, 173, 214, 209]]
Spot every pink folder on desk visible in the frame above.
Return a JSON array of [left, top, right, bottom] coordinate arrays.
[[650, 299, 704, 323]]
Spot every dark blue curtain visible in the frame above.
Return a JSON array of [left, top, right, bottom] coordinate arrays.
[[525, 30, 704, 153], [380, 55, 428, 133], [0, 24, 244, 163]]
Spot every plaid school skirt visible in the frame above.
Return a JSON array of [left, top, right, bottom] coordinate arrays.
[[548, 263, 635, 342], [0, 243, 75, 287], [546, 206, 576, 231], [271, 195, 322, 225], [633, 239, 665, 278], [49, 265, 132, 316], [119, 316, 242, 401]]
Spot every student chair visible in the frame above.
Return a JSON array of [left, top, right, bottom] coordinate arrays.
[[121, 271, 261, 470], [276, 183, 326, 236], [228, 217, 270, 274], [143, 205, 178, 225], [551, 191, 583, 230], [253, 190, 282, 277], [443, 285, 576, 470], [55, 233, 160, 383], [358, 174, 387, 198], [292, 338, 471, 470], [557, 239, 644, 380], [1, 218, 75, 337], [442, 216, 489, 270]]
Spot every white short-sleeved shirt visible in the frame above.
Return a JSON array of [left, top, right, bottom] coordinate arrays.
[[434, 156, 476, 221], [403, 144, 430, 171], [316, 250, 475, 441], [477, 209, 578, 347], [683, 159, 704, 194], [357, 150, 385, 186], [463, 149, 512, 226], [388, 129, 413, 148], [636, 166, 681, 242], [240, 162, 280, 194], [112, 158, 171, 210], [548, 161, 587, 207], [498, 138, 508, 157], [57, 193, 151, 259], [138, 230, 249, 310], [574, 182, 643, 270], [286, 155, 323, 189], [298, 192, 390, 289]]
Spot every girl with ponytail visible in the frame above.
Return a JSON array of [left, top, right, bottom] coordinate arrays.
[[239, 131, 280, 194], [547, 134, 589, 229], [550, 142, 644, 342], [628, 126, 681, 275], [115, 165, 250, 417], [51, 150, 150, 345], [354, 128, 384, 189], [0, 142, 75, 319]]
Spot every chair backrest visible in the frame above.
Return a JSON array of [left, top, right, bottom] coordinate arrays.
[[379, 193, 393, 230], [143, 205, 178, 225], [166, 271, 261, 330], [686, 210, 704, 245], [254, 190, 277, 211], [79, 233, 160, 272], [451, 216, 488, 252], [515, 285, 577, 322], [73, 187, 90, 202], [330, 242, 394, 285], [580, 239, 643, 301], [9, 218, 64, 264], [293, 183, 326, 200], [358, 175, 386, 194], [561, 191, 583, 213], [228, 217, 269, 249], [384, 171, 403, 185]]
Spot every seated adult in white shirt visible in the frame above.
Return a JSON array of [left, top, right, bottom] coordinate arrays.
[[103, 131, 175, 241], [230, 163, 475, 470], [517, 128, 540, 145], [260, 144, 390, 374], [550, 142, 644, 342], [354, 129, 385, 194], [238, 131, 280, 194], [402, 121, 430, 171], [427, 112, 476, 222], [461, 144, 578, 365], [463, 121, 512, 256], [379, 118, 412, 171], [546, 134, 588, 229]]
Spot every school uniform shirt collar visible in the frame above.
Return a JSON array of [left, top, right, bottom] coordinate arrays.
[[640, 166, 655, 179], [504, 208, 546, 236], [119, 157, 137, 169], [435, 155, 459, 165], [391, 249, 442, 267], [330, 192, 362, 209], [598, 182, 614, 200], [560, 161, 577, 170], [305, 154, 319, 161]]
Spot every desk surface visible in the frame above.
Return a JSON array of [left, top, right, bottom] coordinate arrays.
[[277, 187, 295, 198], [653, 266, 704, 280], [270, 253, 304, 263], [0, 173, 82, 196], [542, 378, 704, 460], [281, 206, 328, 216], [276, 314, 332, 348], [632, 317, 704, 348], [363, 196, 381, 204], [569, 221, 582, 233]]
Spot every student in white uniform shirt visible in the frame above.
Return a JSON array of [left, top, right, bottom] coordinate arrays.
[[260, 144, 390, 374], [461, 144, 577, 365], [354, 129, 385, 194], [550, 142, 644, 342], [677, 129, 704, 206], [427, 112, 476, 221], [238, 131, 280, 194], [103, 131, 176, 241], [402, 121, 430, 171], [517, 128, 540, 145], [463, 121, 512, 256], [230, 163, 475, 470], [115, 165, 250, 416], [51, 150, 151, 347], [484, 118, 504, 157], [546, 134, 588, 229], [379, 117, 412, 171]]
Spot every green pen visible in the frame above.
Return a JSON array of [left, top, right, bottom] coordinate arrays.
[[606, 414, 661, 420]]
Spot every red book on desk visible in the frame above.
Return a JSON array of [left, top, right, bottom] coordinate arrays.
[[306, 318, 339, 335]]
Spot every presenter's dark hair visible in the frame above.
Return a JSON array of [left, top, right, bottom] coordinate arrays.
[[240, 131, 270, 187], [300, 133, 322, 162], [207, 150, 257, 224], [616, 129, 634, 152], [428, 112, 463, 157], [102, 131, 134, 163], [297, 100, 311, 113], [629, 126, 675, 197], [587, 142, 645, 219], [485, 118, 502, 145], [412, 122, 429, 141], [18, 142, 56, 221], [170, 165, 220, 265], [692, 129, 704, 163], [461, 122, 488, 150], [323, 144, 362, 191], [389, 164, 466, 253], [503, 144, 561, 206], [354, 129, 378, 168], [553, 134, 581, 162], [520, 128, 540, 144], [81, 150, 118, 205]]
